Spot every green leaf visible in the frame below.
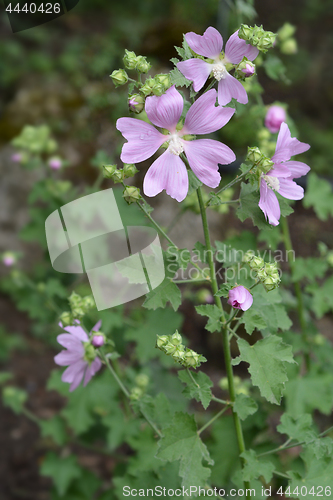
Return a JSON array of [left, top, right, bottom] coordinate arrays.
[[170, 67, 192, 88], [2, 386, 28, 414], [134, 392, 172, 430], [285, 372, 333, 417], [166, 245, 191, 271], [195, 304, 223, 333], [210, 416, 239, 487], [232, 336, 296, 405], [305, 275, 333, 318], [241, 310, 268, 335], [264, 55, 287, 81], [292, 257, 328, 282], [303, 173, 333, 220], [178, 370, 213, 409], [187, 170, 202, 196], [156, 412, 213, 490], [215, 283, 233, 298], [233, 393, 258, 420], [192, 241, 209, 263], [40, 453, 82, 496], [50, 470, 102, 500], [236, 183, 270, 229], [241, 449, 275, 483], [277, 413, 316, 443], [40, 416, 68, 446], [143, 278, 181, 311]]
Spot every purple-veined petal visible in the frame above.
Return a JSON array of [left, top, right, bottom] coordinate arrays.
[[283, 160, 310, 178], [177, 59, 212, 92], [225, 30, 259, 64], [116, 118, 165, 164], [145, 86, 183, 131], [56, 333, 83, 352], [182, 89, 235, 135], [91, 320, 102, 333], [70, 363, 88, 392], [268, 165, 291, 178], [143, 150, 189, 202], [272, 122, 310, 163], [63, 325, 89, 342], [54, 350, 83, 366], [278, 178, 304, 200], [62, 359, 87, 384], [217, 72, 248, 106], [83, 357, 102, 387], [241, 292, 253, 311], [185, 26, 223, 58], [183, 139, 235, 188], [258, 178, 281, 226]]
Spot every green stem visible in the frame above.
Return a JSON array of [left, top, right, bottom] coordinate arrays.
[[280, 216, 310, 370], [211, 396, 231, 405], [187, 368, 200, 387], [173, 278, 209, 284], [196, 186, 250, 499], [198, 407, 229, 435], [206, 168, 252, 207]]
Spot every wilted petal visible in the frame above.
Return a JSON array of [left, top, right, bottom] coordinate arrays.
[[143, 150, 189, 202], [217, 72, 248, 106], [54, 350, 83, 366], [183, 89, 235, 135], [116, 117, 165, 163], [63, 325, 89, 342], [185, 26, 223, 58], [62, 359, 87, 384], [177, 59, 212, 92], [283, 161, 310, 178], [259, 178, 280, 226], [83, 357, 102, 387], [278, 178, 304, 200], [145, 86, 183, 131], [225, 30, 259, 64], [183, 139, 235, 188]]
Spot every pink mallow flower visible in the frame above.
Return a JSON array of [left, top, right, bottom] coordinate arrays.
[[2, 253, 15, 266], [228, 285, 253, 311], [11, 153, 22, 163], [177, 27, 259, 106], [54, 320, 103, 392], [48, 157, 62, 170], [265, 105, 287, 133], [116, 85, 236, 202], [259, 122, 310, 226]]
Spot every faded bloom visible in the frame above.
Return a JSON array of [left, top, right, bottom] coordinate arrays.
[[228, 286, 253, 311], [54, 320, 103, 392], [259, 122, 310, 226], [177, 27, 259, 105], [116, 85, 235, 202], [48, 157, 62, 170], [265, 106, 287, 133]]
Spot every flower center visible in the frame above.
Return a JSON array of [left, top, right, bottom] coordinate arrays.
[[263, 174, 280, 191], [168, 134, 184, 156], [212, 61, 227, 81]]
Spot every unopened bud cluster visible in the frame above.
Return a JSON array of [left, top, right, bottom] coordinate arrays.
[[235, 57, 256, 80], [277, 23, 297, 55], [130, 373, 150, 401], [123, 186, 141, 204], [243, 251, 280, 291], [156, 330, 206, 369], [103, 163, 139, 182], [60, 292, 96, 325], [246, 147, 274, 184], [238, 24, 277, 53]]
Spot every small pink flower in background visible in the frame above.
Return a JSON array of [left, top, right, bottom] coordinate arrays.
[[2, 253, 15, 267], [91, 334, 105, 347], [177, 27, 259, 106], [117, 85, 235, 202], [48, 157, 62, 170], [11, 153, 22, 163], [259, 122, 310, 226], [54, 320, 103, 392], [265, 105, 287, 133], [228, 285, 253, 311]]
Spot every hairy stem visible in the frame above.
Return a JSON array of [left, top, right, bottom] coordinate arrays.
[[196, 186, 250, 498]]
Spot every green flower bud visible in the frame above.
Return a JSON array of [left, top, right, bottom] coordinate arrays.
[[123, 186, 141, 204], [256, 268, 267, 281], [135, 374, 149, 388], [182, 349, 201, 368], [278, 23, 296, 42], [128, 94, 145, 114], [327, 251, 333, 267], [135, 55, 151, 73], [103, 165, 117, 178], [123, 49, 137, 70], [154, 73, 172, 89], [130, 387, 143, 401], [313, 334, 325, 346], [151, 83, 165, 96], [238, 24, 253, 41], [172, 347, 185, 363], [110, 69, 128, 87], [84, 343, 97, 364], [112, 170, 124, 184], [123, 163, 139, 178], [257, 32, 277, 52], [264, 262, 277, 275], [243, 250, 256, 263], [156, 335, 169, 350], [218, 377, 229, 391], [249, 256, 264, 271], [280, 38, 298, 55], [164, 341, 178, 355], [235, 58, 256, 79], [263, 273, 280, 291], [246, 147, 262, 164], [257, 128, 271, 142], [59, 311, 73, 326], [258, 157, 274, 173], [170, 330, 182, 346], [140, 77, 155, 97]]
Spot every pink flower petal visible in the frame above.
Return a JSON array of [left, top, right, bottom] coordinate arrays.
[[54, 350, 83, 366], [228, 285, 253, 311], [272, 122, 310, 163], [241, 293, 254, 311], [56, 333, 84, 352], [217, 72, 248, 106], [177, 59, 212, 92], [145, 86, 183, 131], [225, 30, 259, 64], [183, 139, 235, 188], [258, 179, 280, 226], [283, 161, 310, 178], [70, 364, 88, 392], [185, 26, 223, 58], [278, 178, 304, 200], [63, 326, 89, 342], [116, 118, 165, 163], [268, 165, 291, 178], [91, 320, 102, 332], [182, 89, 235, 135], [83, 357, 102, 387], [265, 105, 287, 133], [62, 359, 87, 384], [143, 150, 189, 202]]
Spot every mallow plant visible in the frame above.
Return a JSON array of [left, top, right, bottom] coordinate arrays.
[[3, 22, 333, 500]]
